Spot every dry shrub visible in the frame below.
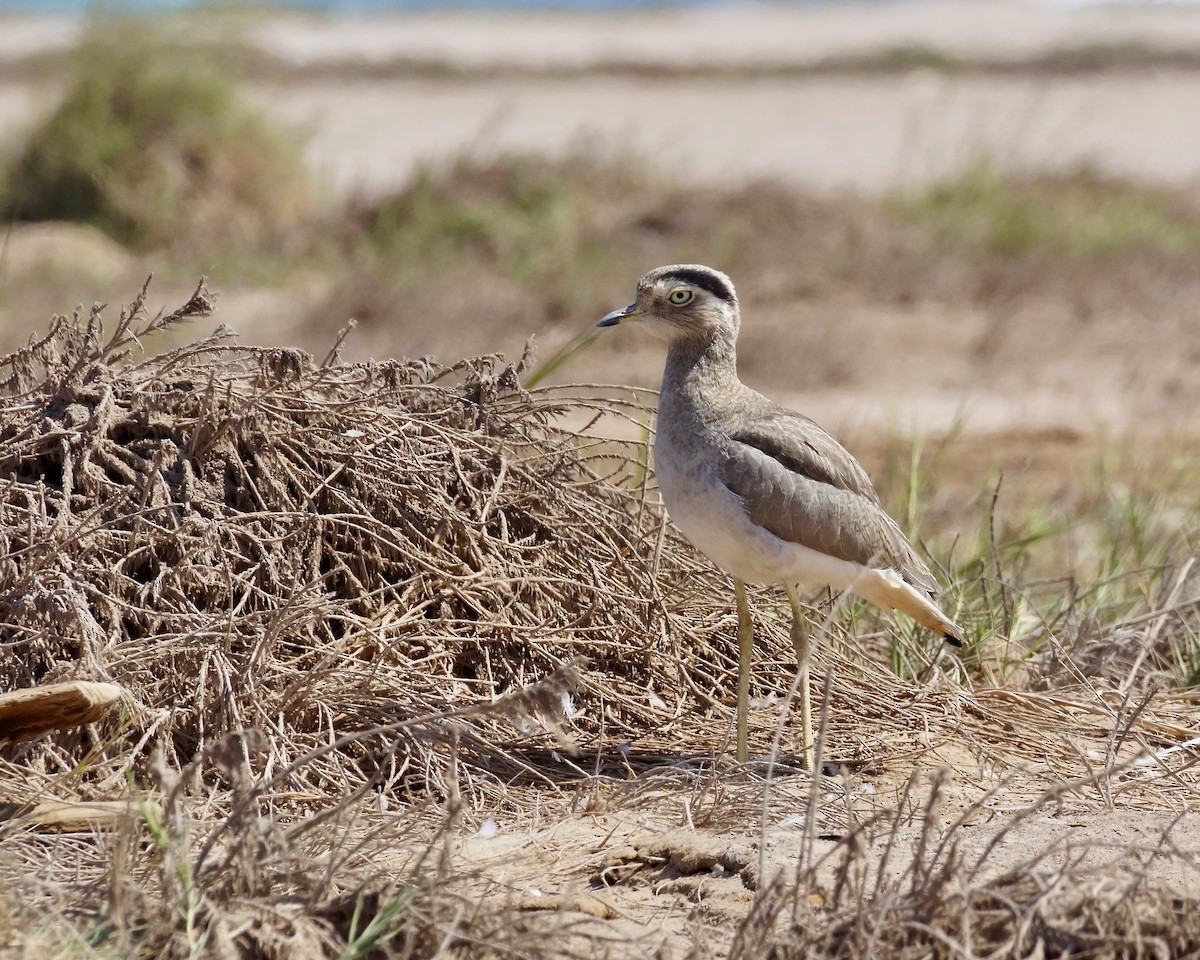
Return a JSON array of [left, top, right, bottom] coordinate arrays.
[[0, 279, 698, 956], [0, 279, 707, 799]]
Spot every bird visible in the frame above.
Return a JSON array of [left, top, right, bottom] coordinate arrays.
[[596, 264, 962, 768]]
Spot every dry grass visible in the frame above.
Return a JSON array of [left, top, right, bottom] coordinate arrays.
[[0, 284, 1198, 958], [734, 768, 1200, 959]]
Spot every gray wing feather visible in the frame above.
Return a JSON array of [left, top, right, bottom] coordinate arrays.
[[730, 411, 881, 503], [722, 412, 939, 595]]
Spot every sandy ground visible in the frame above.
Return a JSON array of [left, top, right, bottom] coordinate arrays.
[[250, 70, 1200, 198], [433, 805, 1200, 957], [9, 66, 1200, 197]]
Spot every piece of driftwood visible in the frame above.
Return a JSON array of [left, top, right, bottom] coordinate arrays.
[[0, 799, 138, 832], [0, 681, 125, 740]]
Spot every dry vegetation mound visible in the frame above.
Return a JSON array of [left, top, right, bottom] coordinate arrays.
[[0, 282, 709, 955], [0, 281, 707, 794]]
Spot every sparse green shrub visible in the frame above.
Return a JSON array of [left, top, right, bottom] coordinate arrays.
[[303, 152, 672, 358], [359, 153, 652, 286], [0, 17, 312, 254], [908, 162, 1200, 259]]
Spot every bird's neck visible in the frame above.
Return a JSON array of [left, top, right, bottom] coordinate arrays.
[[661, 334, 741, 414]]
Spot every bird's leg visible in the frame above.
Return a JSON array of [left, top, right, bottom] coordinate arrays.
[[733, 578, 753, 763], [784, 582, 814, 770]]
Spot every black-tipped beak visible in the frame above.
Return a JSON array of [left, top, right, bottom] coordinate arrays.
[[597, 304, 639, 328]]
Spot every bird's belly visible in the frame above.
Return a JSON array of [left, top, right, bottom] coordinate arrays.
[[655, 445, 863, 589]]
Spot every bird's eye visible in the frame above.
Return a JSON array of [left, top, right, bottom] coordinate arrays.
[[668, 289, 694, 306]]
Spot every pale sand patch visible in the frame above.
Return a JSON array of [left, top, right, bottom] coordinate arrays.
[[246, 70, 1200, 198]]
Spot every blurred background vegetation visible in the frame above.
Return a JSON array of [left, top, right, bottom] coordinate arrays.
[[0, 13, 1197, 654], [1, 20, 312, 256], [3, 13, 1200, 379]]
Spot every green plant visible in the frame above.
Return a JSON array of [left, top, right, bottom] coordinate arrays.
[[523, 326, 601, 389], [1, 16, 311, 254], [905, 162, 1200, 259], [361, 153, 624, 287], [340, 887, 415, 960]]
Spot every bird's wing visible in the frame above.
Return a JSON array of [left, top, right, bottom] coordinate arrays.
[[721, 411, 940, 595], [729, 410, 881, 503]]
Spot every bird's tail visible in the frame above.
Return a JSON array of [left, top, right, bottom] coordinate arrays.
[[851, 568, 964, 647]]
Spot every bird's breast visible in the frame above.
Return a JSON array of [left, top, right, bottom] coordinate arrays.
[[653, 429, 782, 582]]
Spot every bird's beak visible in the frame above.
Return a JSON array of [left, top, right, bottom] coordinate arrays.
[[597, 303, 640, 327]]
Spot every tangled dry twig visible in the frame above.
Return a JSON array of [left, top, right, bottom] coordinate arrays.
[[0, 280, 710, 800]]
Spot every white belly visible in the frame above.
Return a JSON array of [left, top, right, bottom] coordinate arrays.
[[654, 436, 865, 590]]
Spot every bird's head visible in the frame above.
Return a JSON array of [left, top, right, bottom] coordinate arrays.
[[597, 264, 739, 345]]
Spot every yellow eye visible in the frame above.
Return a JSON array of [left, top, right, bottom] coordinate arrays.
[[668, 289, 693, 306]]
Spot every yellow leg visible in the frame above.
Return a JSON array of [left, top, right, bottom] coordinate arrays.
[[733, 578, 753, 763], [784, 582, 814, 770]]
